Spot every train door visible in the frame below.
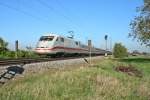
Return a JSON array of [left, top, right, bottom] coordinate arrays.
[[60, 37, 65, 53]]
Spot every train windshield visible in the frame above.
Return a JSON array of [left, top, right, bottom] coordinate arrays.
[[40, 36, 54, 41]]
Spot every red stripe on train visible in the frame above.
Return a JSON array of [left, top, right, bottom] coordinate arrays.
[[36, 46, 88, 51]]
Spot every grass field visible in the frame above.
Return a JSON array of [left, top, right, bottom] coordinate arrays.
[[0, 56, 150, 100]]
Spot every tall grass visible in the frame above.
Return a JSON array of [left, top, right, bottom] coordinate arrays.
[[0, 57, 150, 100]]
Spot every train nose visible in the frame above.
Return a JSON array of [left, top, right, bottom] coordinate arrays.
[[35, 40, 56, 54], [37, 41, 53, 48]]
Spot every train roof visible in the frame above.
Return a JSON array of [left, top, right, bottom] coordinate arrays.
[[42, 33, 79, 41], [42, 33, 59, 37]]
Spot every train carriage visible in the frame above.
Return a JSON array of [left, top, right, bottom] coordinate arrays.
[[35, 33, 89, 56], [35, 33, 109, 56]]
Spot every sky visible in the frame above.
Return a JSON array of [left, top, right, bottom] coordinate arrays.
[[0, 0, 149, 52]]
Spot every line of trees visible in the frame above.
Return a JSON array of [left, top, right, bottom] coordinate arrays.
[[0, 37, 38, 58]]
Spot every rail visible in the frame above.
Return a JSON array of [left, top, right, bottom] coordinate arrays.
[[0, 57, 85, 66]]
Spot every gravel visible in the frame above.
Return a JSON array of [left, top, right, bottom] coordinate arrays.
[[0, 56, 103, 84], [23, 56, 103, 74]]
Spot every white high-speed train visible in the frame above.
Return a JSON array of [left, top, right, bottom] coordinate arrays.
[[35, 33, 107, 56]]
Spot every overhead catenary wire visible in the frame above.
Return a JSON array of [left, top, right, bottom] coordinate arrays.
[[55, 0, 81, 22], [54, 0, 82, 29], [0, 1, 50, 24], [36, 0, 84, 32], [0, 0, 89, 44], [37, 0, 79, 30], [54, 0, 89, 42], [37, 0, 74, 24], [55, 0, 72, 17]]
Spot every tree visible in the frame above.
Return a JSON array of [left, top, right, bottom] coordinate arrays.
[[0, 37, 8, 52], [113, 43, 128, 58], [129, 0, 150, 46]]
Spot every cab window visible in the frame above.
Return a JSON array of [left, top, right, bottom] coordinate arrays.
[[40, 36, 54, 41]]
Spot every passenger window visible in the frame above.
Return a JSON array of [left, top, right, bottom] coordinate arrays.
[[56, 37, 59, 41], [75, 42, 78, 45], [61, 38, 64, 42]]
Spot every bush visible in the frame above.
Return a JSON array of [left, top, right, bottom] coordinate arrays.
[[5, 51, 16, 58], [16, 50, 39, 58], [113, 43, 128, 58], [0, 51, 16, 58]]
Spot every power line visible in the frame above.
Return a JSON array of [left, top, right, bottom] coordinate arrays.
[[37, 0, 92, 46], [0, 0, 88, 43], [54, 0, 81, 27], [36, 0, 83, 31], [55, 0, 70, 15], [37, 0, 72, 22], [17, 0, 55, 22], [54, 0, 89, 41], [55, 0, 81, 21], [0, 1, 50, 24]]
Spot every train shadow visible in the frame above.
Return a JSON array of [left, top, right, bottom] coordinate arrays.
[[0, 65, 24, 84]]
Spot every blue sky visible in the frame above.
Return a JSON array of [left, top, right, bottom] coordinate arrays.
[[0, 0, 149, 52]]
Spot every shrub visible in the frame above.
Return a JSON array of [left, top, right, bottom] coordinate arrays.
[[0, 50, 39, 58], [0, 51, 16, 58], [5, 51, 16, 58], [16, 50, 39, 58], [113, 43, 128, 58]]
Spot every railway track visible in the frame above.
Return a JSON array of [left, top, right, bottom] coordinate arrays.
[[0, 56, 87, 66]]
